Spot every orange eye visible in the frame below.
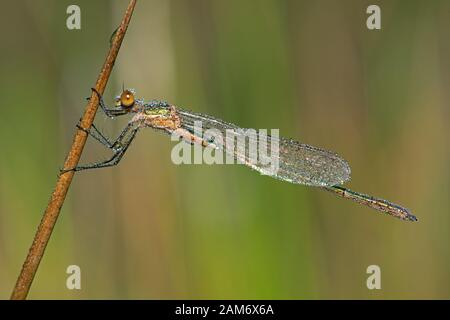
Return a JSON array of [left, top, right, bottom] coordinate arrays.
[[120, 90, 135, 108]]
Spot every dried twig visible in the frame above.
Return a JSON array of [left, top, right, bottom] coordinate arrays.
[[10, 0, 137, 300]]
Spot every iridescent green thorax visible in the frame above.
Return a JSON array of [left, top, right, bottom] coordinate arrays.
[[144, 106, 171, 117], [139, 100, 171, 116]]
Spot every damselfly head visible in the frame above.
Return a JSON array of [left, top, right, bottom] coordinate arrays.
[[115, 89, 136, 110]]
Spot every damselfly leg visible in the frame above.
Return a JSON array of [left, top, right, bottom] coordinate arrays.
[[62, 119, 142, 173], [61, 87, 149, 173], [72, 126, 140, 171], [77, 122, 113, 148]]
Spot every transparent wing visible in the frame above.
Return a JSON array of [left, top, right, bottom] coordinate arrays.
[[177, 109, 351, 187]]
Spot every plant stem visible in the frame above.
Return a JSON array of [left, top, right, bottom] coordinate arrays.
[[10, 0, 138, 300]]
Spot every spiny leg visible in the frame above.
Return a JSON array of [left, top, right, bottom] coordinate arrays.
[[77, 122, 113, 148], [76, 87, 131, 146], [90, 123, 113, 146], [78, 120, 138, 151], [73, 127, 140, 171], [112, 121, 139, 150], [61, 121, 141, 173]]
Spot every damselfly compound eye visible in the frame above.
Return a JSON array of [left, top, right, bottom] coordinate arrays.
[[120, 90, 135, 108]]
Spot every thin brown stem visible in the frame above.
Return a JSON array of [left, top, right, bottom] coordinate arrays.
[[10, 0, 138, 300]]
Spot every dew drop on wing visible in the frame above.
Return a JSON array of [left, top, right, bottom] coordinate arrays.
[[176, 109, 351, 187], [274, 138, 351, 187]]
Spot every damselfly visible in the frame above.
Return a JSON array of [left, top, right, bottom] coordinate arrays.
[[64, 88, 417, 222]]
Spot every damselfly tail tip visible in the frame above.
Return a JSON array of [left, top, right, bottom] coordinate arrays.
[[401, 207, 417, 222], [406, 212, 418, 222]]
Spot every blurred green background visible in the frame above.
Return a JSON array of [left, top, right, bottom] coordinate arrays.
[[0, 0, 449, 299]]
